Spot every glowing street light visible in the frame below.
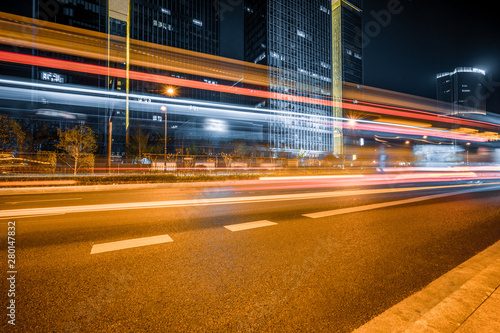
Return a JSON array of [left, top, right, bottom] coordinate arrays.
[[161, 87, 176, 169]]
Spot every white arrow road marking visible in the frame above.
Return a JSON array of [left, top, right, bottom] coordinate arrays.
[[224, 220, 277, 232], [90, 234, 173, 254]]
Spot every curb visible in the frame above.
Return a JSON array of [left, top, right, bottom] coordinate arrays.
[[354, 240, 500, 332], [0, 179, 264, 195]]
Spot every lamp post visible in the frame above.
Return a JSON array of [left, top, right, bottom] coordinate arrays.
[[161, 87, 176, 171], [161, 105, 167, 169]]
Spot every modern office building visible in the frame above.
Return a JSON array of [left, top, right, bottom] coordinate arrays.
[[334, 0, 363, 85], [244, 0, 363, 157], [437, 67, 487, 114]]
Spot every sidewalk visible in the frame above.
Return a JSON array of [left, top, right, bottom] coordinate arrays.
[[354, 240, 500, 332], [455, 285, 500, 332]]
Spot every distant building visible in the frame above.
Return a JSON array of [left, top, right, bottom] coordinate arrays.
[[436, 67, 487, 114]]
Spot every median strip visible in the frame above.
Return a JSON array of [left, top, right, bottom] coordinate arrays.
[[90, 234, 174, 254], [224, 220, 277, 232]]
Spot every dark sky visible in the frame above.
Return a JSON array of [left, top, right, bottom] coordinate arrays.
[[362, 0, 500, 112], [2, 1, 498, 112], [221, 0, 500, 113]]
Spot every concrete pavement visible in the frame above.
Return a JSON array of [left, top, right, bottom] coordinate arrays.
[[354, 239, 500, 332], [456, 286, 500, 332]]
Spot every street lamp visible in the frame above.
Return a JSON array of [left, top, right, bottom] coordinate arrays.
[[161, 86, 176, 170], [161, 105, 167, 168]]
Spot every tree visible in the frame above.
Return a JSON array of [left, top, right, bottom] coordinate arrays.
[[57, 125, 97, 175], [0, 115, 26, 153], [126, 126, 151, 164], [298, 148, 309, 160]]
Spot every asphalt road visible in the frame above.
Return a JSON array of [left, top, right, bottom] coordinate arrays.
[[1, 179, 500, 332]]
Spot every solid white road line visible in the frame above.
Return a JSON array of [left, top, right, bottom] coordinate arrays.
[[303, 191, 475, 218], [224, 220, 277, 232], [90, 234, 173, 254], [1, 183, 498, 219]]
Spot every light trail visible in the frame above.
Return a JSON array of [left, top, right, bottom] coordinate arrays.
[[0, 49, 497, 142], [2, 183, 499, 219], [0, 12, 499, 143], [0, 77, 491, 143]]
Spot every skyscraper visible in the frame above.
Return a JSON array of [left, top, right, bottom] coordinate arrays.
[[437, 67, 487, 114], [105, 0, 223, 156], [244, 0, 363, 157], [333, 0, 363, 85]]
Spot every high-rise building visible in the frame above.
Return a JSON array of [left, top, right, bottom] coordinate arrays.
[[436, 67, 487, 114], [332, 0, 363, 156], [333, 0, 363, 85], [244, 0, 363, 157]]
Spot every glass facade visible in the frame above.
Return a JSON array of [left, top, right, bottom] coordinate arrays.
[[245, 0, 363, 156], [130, 0, 220, 100], [245, 0, 335, 156], [437, 67, 487, 114], [128, 0, 221, 154], [340, 0, 363, 85]]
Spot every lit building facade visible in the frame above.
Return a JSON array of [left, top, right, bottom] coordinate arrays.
[[437, 67, 487, 114], [244, 0, 363, 157]]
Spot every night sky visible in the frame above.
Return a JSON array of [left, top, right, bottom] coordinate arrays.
[[222, 0, 500, 113], [362, 0, 500, 113], [2, 1, 499, 112]]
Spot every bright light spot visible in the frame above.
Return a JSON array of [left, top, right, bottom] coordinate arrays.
[[204, 119, 227, 132]]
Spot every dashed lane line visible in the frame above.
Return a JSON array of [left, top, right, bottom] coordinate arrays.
[[224, 220, 277, 232], [90, 234, 174, 254]]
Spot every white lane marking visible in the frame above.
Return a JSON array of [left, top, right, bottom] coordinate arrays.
[[90, 234, 173, 254], [5, 198, 82, 205], [224, 220, 277, 232], [1, 183, 498, 219], [303, 191, 474, 218]]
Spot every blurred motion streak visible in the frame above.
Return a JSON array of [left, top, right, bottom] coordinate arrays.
[[1, 12, 499, 145], [0, 180, 77, 186]]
